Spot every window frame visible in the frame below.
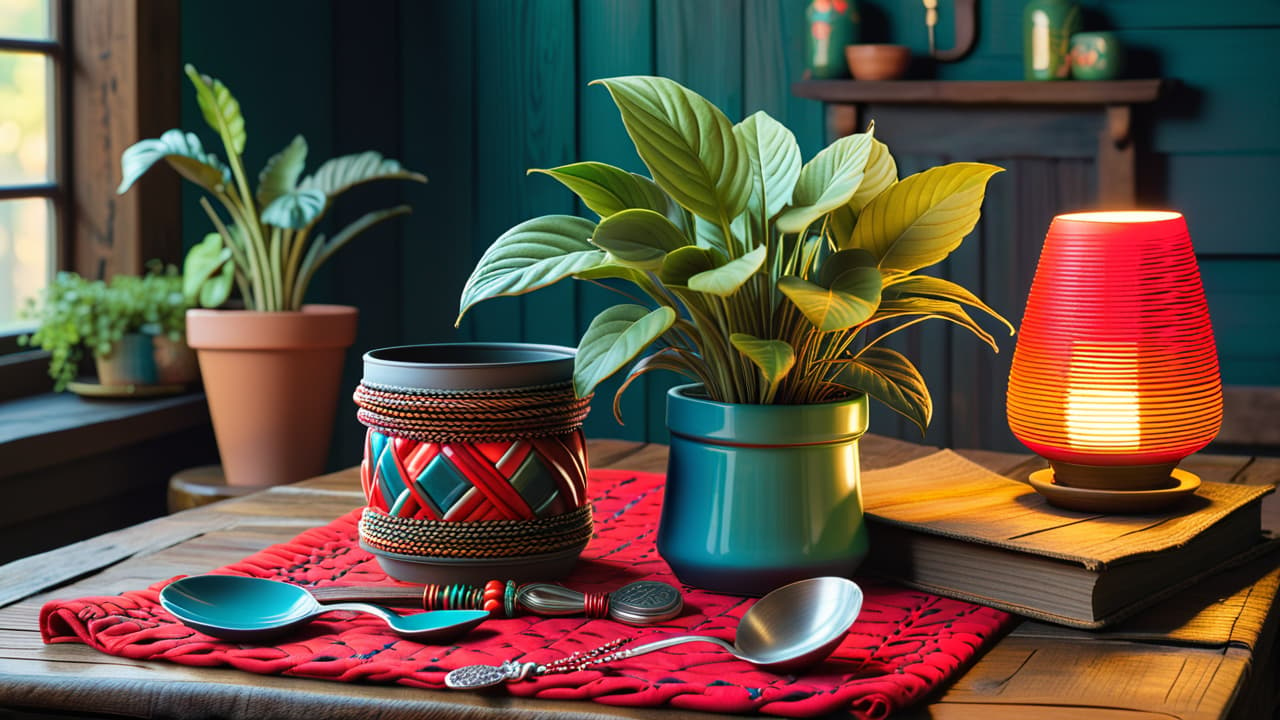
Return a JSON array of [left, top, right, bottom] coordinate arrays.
[[0, 0, 181, 400]]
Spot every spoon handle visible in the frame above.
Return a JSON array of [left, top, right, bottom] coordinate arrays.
[[308, 586, 426, 606], [620, 634, 739, 658]]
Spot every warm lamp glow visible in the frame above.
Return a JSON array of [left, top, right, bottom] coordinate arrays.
[[1007, 210, 1222, 492]]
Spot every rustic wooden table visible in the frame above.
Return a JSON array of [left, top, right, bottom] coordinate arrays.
[[0, 435, 1276, 720]]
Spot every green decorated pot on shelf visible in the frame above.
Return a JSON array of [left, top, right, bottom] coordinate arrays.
[[805, 0, 861, 79], [656, 384, 870, 596], [1023, 0, 1080, 80], [1071, 32, 1123, 80]]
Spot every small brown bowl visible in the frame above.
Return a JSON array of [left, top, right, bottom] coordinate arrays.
[[844, 44, 911, 81]]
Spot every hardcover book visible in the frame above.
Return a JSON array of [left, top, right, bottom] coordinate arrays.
[[861, 450, 1275, 629]]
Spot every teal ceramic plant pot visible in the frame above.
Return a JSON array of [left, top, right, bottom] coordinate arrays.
[[657, 384, 870, 596]]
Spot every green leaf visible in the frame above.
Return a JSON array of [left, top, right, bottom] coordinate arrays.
[[778, 264, 882, 332], [457, 215, 603, 324], [730, 333, 795, 389], [257, 135, 308, 208], [817, 248, 879, 288], [200, 258, 236, 308], [590, 208, 689, 270], [574, 263, 649, 286], [734, 111, 801, 219], [688, 244, 766, 297], [184, 64, 246, 155], [592, 76, 751, 225], [574, 304, 677, 398], [659, 246, 721, 287], [850, 162, 1004, 272], [835, 346, 932, 434], [830, 135, 898, 247], [884, 274, 1014, 336], [261, 188, 327, 229], [298, 150, 427, 197], [775, 131, 875, 234], [182, 233, 233, 306], [531, 162, 675, 220], [871, 296, 999, 351], [118, 129, 230, 195]]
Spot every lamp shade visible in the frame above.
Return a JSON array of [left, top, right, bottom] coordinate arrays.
[[1007, 211, 1222, 474]]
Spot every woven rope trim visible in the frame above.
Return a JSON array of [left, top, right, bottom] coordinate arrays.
[[354, 380, 592, 443], [358, 505, 594, 559]]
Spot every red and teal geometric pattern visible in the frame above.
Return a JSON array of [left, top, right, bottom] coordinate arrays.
[[360, 429, 589, 521]]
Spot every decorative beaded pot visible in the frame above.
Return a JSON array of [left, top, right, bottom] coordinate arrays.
[[658, 384, 870, 596], [355, 343, 593, 584]]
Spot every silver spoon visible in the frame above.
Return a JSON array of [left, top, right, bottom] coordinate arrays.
[[445, 576, 863, 688], [160, 575, 490, 642]]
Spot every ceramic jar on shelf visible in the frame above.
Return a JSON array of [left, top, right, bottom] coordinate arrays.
[[1023, 0, 1080, 80], [805, 0, 861, 79]]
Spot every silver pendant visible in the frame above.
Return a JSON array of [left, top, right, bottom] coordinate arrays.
[[610, 581, 684, 625], [445, 660, 532, 689]]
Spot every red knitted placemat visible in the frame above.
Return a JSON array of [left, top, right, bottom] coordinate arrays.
[[41, 469, 1014, 718]]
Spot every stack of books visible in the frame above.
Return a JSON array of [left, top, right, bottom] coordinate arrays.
[[860, 451, 1276, 629]]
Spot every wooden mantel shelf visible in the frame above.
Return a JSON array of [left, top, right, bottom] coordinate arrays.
[[792, 79, 1168, 106]]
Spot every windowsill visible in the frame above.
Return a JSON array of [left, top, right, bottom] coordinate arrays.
[[0, 390, 211, 478]]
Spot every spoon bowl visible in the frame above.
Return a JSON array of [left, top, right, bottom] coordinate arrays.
[[160, 575, 489, 642]]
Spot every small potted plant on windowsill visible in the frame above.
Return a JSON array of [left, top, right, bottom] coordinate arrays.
[[117, 64, 427, 488], [457, 75, 1013, 594], [21, 264, 197, 394]]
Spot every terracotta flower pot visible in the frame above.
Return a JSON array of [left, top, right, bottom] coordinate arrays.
[[186, 305, 358, 487]]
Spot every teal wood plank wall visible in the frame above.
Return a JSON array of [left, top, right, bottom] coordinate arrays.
[[181, 0, 1277, 462]]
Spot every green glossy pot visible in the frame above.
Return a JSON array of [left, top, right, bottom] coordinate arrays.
[[657, 384, 870, 596]]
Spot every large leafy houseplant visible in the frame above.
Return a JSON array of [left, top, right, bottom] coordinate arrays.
[[117, 64, 426, 311], [458, 76, 1012, 432], [21, 265, 191, 390]]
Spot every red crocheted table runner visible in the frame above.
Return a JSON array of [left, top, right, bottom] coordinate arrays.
[[41, 469, 1014, 718]]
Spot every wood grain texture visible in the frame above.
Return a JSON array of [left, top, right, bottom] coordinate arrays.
[[0, 437, 1276, 719]]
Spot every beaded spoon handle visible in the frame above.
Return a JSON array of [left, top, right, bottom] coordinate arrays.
[[308, 579, 683, 625]]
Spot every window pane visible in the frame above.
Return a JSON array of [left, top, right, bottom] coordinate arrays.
[[0, 0, 52, 41], [0, 51, 50, 184], [0, 197, 51, 332]]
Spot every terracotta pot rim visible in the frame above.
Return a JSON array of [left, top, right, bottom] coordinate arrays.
[[186, 304, 356, 319], [186, 304, 358, 351]]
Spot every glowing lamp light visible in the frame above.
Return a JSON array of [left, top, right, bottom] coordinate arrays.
[[1006, 211, 1222, 512]]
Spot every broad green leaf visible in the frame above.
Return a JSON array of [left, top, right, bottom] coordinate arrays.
[[834, 346, 932, 435], [118, 129, 230, 195], [298, 150, 427, 197], [201, 258, 236, 308], [257, 135, 308, 207], [592, 76, 751, 225], [775, 131, 875, 233], [850, 162, 1004, 272], [531, 162, 674, 221], [817, 248, 879, 288], [261, 188, 327, 229], [185, 64, 246, 155], [574, 263, 649, 287], [182, 233, 233, 306], [574, 304, 677, 398], [457, 215, 603, 324], [778, 264, 882, 332], [659, 246, 721, 287], [734, 111, 801, 218], [730, 333, 795, 388], [830, 135, 898, 246], [590, 208, 689, 270], [884, 274, 1014, 335], [871, 296, 999, 351], [688, 244, 766, 297]]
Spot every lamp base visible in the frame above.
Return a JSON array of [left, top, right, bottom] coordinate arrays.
[[1028, 467, 1201, 513], [1047, 460, 1178, 490]]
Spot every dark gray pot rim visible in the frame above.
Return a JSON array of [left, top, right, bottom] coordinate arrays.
[[362, 342, 576, 391]]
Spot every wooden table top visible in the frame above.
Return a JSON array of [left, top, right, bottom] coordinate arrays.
[[1, 434, 1276, 720]]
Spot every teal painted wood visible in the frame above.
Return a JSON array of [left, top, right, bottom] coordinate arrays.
[[577, 0, 657, 442], [471, 0, 579, 350], [1201, 259, 1280, 386], [1166, 154, 1279, 256], [400, 0, 477, 344], [658, 385, 870, 595], [744, 0, 827, 160]]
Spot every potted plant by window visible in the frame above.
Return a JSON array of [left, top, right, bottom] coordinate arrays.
[[457, 76, 1011, 594], [118, 65, 426, 487], [21, 264, 197, 393]]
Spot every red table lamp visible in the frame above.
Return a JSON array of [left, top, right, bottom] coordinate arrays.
[[1006, 211, 1223, 512]]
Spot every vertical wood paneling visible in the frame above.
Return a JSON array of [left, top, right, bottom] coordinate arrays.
[[742, 0, 824, 159], [471, 0, 578, 349], [577, 0, 655, 441], [399, 1, 476, 344]]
